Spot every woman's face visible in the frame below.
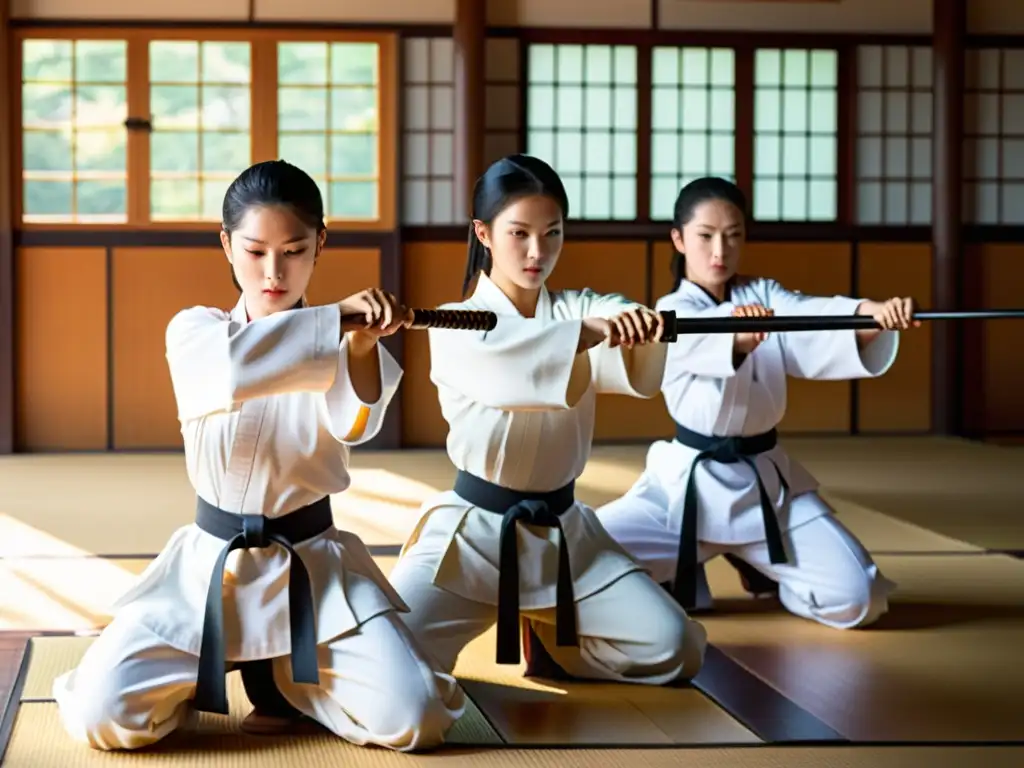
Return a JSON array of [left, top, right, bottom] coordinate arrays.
[[670, 198, 746, 290], [220, 204, 325, 320], [473, 194, 564, 294]]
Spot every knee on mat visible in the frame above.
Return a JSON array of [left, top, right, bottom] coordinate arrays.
[[58, 677, 147, 750], [365, 679, 461, 751], [638, 609, 709, 680], [793, 567, 891, 630]]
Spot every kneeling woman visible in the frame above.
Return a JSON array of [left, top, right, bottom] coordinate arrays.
[[597, 177, 918, 630], [388, 154, 707, 683], [53, 160, 465, 751]]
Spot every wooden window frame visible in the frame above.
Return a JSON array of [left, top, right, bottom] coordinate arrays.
[[11, 26, 397, 232]]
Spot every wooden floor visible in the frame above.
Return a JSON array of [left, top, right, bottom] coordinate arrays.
[[1, 436, 1023, 765]]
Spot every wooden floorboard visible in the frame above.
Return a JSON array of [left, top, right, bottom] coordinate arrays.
[[0, 632, 31, 764]]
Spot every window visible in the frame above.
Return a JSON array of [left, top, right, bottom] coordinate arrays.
[[400, 37, 456, 225], [277, 41, 381, 221], [149, 41, 252, 221], [963, 48, 1024, 224], [485, 38, 521, 167], [856, 46, 933, 225], [526, 44, 638, 220], [753, 48, 838, 221], [650, 46, 735, 221], [21, 38, 128, 223]]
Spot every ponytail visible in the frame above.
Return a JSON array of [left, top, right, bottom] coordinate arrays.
[[462, 224, 492, 298]]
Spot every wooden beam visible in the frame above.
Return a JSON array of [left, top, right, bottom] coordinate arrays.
[[0, 2, 14, 454], [931, 0, 966, 436], [453, 0, 486, 220]]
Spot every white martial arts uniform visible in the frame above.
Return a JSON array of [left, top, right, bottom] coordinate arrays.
[[53, 295, 465, 751], [598, 277, 898, 630], [388, 273, 707, 684]]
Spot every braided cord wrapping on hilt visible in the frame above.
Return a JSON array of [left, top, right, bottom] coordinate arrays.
[[407, 308, 499, 331]]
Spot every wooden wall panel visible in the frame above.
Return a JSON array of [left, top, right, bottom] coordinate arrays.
[[549, 240, 672, 441], [980, 244, 1024, 432], [110, 247, 379, 450], [401, 242, 465, 447], [856, 243, 933, 433], [651, 242, 853, 434], [15, 247, 108, 450]]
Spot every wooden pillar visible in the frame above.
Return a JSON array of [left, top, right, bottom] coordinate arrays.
[[931, 0, 966, 436], [453, 0, 486, 219], [0, 2, 14, 454]]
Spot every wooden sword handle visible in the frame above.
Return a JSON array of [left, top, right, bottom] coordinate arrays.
[[339, 307, 498, 331]]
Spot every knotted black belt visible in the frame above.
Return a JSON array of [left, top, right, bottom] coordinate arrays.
[[192, 495, 333, 715], [453, 470, 577, 665], [671, 424, 789, 610]]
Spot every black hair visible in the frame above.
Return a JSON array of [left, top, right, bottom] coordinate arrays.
[[669, 177, 748, 292], [221, 160, 326, 291], [462, 154, 570, 297]]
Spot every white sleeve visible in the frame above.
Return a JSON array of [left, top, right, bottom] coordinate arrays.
[[766, 280, 899, 380], [323, 336, 403, 445], [656, 292, 740, 386], [166, 305, 342, 422]]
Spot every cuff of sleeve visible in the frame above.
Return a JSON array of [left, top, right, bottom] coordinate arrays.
[[325, 336, 403, 444]]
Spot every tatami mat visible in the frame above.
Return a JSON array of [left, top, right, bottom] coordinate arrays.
[[699, 552, 1024, 742]]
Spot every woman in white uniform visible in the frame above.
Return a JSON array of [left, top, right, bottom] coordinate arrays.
[[597, 177, 918, 630], [53, 160, 465, 751], [387, 154, 708, 684]]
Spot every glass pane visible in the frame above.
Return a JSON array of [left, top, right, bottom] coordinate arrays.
[[151, 178, 200, 218], [652, 47, 678, 86], [651, 131, 679, 174], [527, 130, 556, 164], [809, 90, 836, 134], [278, 86, 327, 132], [279, 43, 328, 85], [754, 88, 780, 132], [651, 86, 678, 131], [710, 49, 734, 86], [709, 88, 733, 132], [885, 46, 909, 88], [1001, 183, 1024, 224], [781, 179, 807, 219], [23, 40, 73, 81], [585, 45, 613, 84], [782, 135, 807, 176], [404, 38, 429, 83], [753, 178, 779, 219], [885, 91, 908, 133], [202, 85, 249, 130], [556, 131, 584, 173], [76, 85, 126, 127], [783, 50, 808, 87], [709, 135, 734, 176], [1003, 94, 1024, 135], [151, 42, 199, 82], [561, 175, 582, 215], [782, 89, 807, 132], [76, 179, 126, 217], [403, 132, 428, 176], [911, 137, 932, 179], [429, 39, 453, 84], [911, 92, 932, 135], [331, 133, 376, 177], [76, 40, 127, 82], [974, 182, 999, 223], [754, 134, 780, 176], [809, 50, 837, 87], [755, 49, 781, 86], [429, 179, 455, 223], [681, 87, 707, 131], [651, 176, 680, 220], [681, 133, 708, 174], [582, 177, 612, 219], [527, 85, 555, 129], [201, 132, 250, 174], [808, 179, 836, 220], [585, 131, 612, 175], [858, 181, 883, 223], [883, 182, 908, 223], [203, 178, 230, 220], [151, 85, 199, 129], [329, 181, 377, 218], [885, 137, 909, 177], [977, 94, 1000, 135], [612, 177, 635, 219], [403, 179, 429, 224], [858, 47, 882, 88], [809, 135, 836, 176], [151, 131, 198, 173], [403, 85, 429, 131], [332, 43, 377, 85], [612, 132, 636, 174], [613, 87, 636, 129], [557, 45, 584, 82], [430, 133, 454, 176], [280, 133, 327, 177], [22, 84, 72, 127], [529, 45, 555, 82], [556, 85, 583, 129], [332, 86, 378, 131], [75, 129, 126, 171], [202, 42, 250, 83], [614, 46, 637, 85], [975, 138, 999, 179], [587, 86, 614, 130], [910, 182, 931, 224], [912, 47, 932, 88], [858, 137, 882, 178], [24, 179, 73, 218], [23, 129, 72, 171], [858, 90, 882, 134], [680, 48, 708, 86]]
